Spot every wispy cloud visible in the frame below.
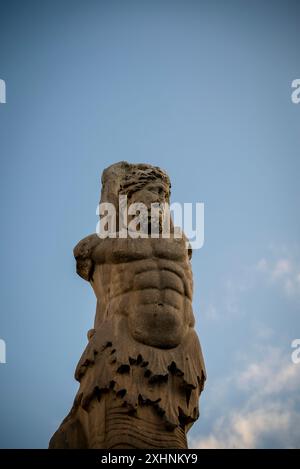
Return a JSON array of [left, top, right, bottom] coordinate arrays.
[[256, 253, 300, 301], [202, 244, 300, 322], [237, 346, 300, 396], [190, 346, 300, 449], [192, 404, 295, 449], [201, 270, 253, 321], [193, 244, 300, 448]]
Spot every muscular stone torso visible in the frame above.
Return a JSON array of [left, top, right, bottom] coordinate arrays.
[[49, 162, 206, 450], [82, 236, 194, 349]]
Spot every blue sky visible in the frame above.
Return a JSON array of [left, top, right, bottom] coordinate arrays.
[[0, 0, 299, 448]]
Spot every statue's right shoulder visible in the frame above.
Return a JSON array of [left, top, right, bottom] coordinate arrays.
[[73, 234, 101, 281], [73, 233, 100, 259]]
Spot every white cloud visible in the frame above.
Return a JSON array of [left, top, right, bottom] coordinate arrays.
[[237, 346, 300, 396], [192, 245, 300, 448], [192, 404, 294, 449], [201, 245, 300, 324], [190, 346, 300, 449], [272, 259, 292, 278], [256, 254, 300, 301]]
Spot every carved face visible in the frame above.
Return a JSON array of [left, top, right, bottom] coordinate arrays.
[[124, 180, 171, 235], [127, 180, 169, 209]]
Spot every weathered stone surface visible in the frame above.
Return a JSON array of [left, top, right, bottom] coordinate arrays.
[[49, 161, 206, 449]]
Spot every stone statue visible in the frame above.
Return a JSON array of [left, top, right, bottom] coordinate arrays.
[[49, 162, 206, 449]]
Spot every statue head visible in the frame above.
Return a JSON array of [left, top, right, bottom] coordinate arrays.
[[100, 161, 171, 209], [99, 161, 177, 238]]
